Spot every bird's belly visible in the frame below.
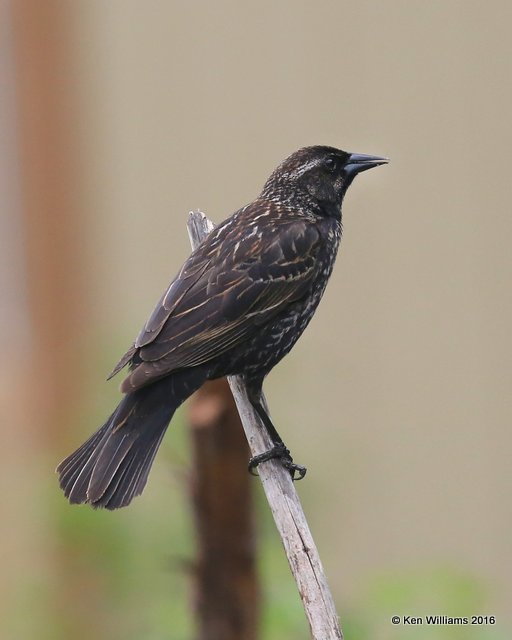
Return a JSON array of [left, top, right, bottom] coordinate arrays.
[[224, 290, 325, 381]]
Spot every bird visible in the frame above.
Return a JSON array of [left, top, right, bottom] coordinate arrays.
[[57, 145, 388, 509]]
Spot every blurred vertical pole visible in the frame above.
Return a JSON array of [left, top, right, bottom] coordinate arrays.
[[189, 380, 260, 640], [12, 0, 87, 443], [11, 2, 100, 639], [0, 3, 47, 637]]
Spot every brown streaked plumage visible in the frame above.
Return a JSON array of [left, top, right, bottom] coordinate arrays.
[[57, 145, 388, 509]]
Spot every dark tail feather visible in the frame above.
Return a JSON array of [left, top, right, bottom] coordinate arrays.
[[57, 371, 205, 509]]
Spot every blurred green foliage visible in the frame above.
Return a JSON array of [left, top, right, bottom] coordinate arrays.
[[343, 566, 507, 640], [11, 345, 505, 640], [46, 441, 507, 640]]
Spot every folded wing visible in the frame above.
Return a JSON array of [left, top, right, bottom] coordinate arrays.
[[111, 207, 321, 392]]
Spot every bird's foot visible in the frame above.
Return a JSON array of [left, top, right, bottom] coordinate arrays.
[[248, 442, 307, 481]]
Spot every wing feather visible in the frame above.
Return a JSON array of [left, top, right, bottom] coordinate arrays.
[[112, 204, 321, 392]]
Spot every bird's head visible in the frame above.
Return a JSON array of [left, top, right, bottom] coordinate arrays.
[[261, 145, 388, 214]]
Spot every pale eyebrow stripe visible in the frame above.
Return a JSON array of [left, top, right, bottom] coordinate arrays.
[[289, 158, 322, 178]]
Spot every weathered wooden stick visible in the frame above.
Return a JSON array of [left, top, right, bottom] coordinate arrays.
[[187, 210, 343, 640]]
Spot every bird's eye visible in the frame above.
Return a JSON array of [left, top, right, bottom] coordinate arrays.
[[324, 157, 337, 172]]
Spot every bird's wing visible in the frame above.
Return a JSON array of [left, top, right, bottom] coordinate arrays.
[[107, 246, 214, 379], [117, 216, 321, 392]]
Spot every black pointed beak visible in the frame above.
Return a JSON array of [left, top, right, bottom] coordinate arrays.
[[344, 152, 389, 178]]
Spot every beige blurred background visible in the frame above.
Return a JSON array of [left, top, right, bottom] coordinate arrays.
[[2, 1, 511, 638]]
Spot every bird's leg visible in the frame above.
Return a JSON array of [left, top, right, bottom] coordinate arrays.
[[246, 384, 306, 481]]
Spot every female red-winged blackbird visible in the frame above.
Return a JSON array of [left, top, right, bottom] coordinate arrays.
[[57, 146, 387, 509]]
